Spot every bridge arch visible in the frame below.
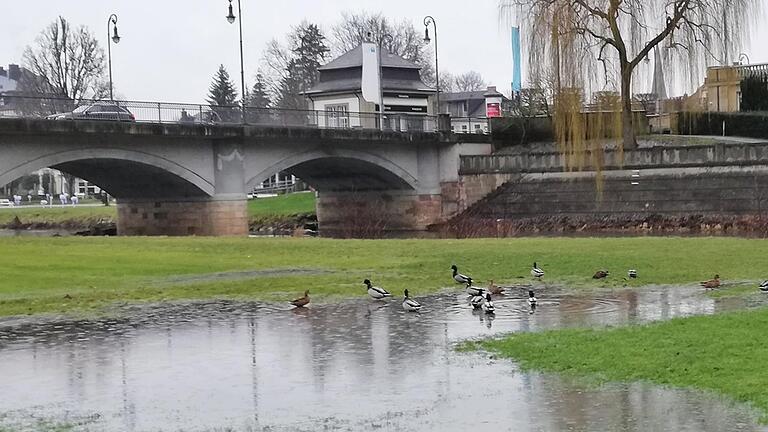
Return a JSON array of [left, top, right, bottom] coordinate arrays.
[[245, 148, 418, 192], [0, 148, 214, 199]]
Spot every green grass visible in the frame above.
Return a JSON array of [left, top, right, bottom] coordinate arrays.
[[1, 236, 768, 318], [247, 192, 316, 217], [0, 193, 317, 228], [475, 307, 768, 422], [0, 206, 116, 226]]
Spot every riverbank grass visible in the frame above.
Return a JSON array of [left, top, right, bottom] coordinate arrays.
[[0, 192, 317, 228], [474, 307, 768, 422], [2, 236, 768, 317]]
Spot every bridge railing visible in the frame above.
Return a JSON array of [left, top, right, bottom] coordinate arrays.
[[0, 95, 439, 132]]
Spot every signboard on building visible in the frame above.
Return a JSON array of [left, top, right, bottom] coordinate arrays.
[[486, 102, 501, 118]]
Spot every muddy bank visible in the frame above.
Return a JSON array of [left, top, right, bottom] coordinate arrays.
[[437, 214, 768, 238], [249, 213, 318, 236]]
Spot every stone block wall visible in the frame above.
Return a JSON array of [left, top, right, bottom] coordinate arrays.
[[316, 191, 443, 238], [117, 199, 248, 236]]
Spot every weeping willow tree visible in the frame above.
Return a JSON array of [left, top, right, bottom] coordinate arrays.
[[500, 0, 761, 161]]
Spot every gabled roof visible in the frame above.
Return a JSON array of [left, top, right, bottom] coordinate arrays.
[[318, 44, 422, 71]]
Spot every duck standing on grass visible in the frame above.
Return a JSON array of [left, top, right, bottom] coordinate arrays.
[[760, 281, 768, 292], [700, 275, 721, 290], [593, 270, 609, 280], [482, 293, 495, 314], [531, 262, 545, 279], [364, 279, 392, 300], [402, 289, 422, 312], [488, 280, 505, 295], [452, 265, 472, 285], [290, 290, 310, 308]]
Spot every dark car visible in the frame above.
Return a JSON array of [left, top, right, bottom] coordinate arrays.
[[47, 102, 135, 122]]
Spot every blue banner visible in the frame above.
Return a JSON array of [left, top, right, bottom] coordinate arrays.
[[511, 27, 522, 93]]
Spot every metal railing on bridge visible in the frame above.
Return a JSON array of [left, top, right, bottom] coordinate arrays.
[[0, 95, 440, 133]]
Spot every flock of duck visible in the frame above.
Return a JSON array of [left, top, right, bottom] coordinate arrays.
[[288, 264, 768, 311], [289, 263, 552, 313]]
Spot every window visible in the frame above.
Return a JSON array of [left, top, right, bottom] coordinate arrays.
[[325, 104, 349, 128], [474, 124, 482, 133], [461, 125, 468, 133]]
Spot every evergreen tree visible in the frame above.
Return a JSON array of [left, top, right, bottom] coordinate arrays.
[[245, 74, 272, 124], [207, 64, 239, 122], [246, 74, 272, 108], [276, 23, 329, 111]]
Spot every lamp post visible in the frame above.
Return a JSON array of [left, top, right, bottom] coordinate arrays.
[[106, 14, 120, 101], [423, 16, 440, 114], [226, 0, 247, 123], [378, 34, 394, 131], [738, 53, 751, 65]]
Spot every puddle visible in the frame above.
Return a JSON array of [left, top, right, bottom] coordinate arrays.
[[0, 287, 765, 431]]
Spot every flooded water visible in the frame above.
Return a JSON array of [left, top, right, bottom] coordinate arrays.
[[0, 287, 765, 431]]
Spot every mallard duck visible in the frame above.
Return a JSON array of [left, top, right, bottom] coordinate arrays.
[[628, 269, 638, 279], [290, 290, 310, 308], [364, 279, 392, 300], [465, 282, 485, 297], [452, 265, 472, 285], [760, 280, 768, 292], [488, 280, 505, 295], [482, 293, 495, 314], [470, 294, 484, 309], [593, 270, 609, 279], [531, 262, 545, 279], [700, 275, 721, 289], [402, 289, 422, 312], [528, 290, 537, 307]]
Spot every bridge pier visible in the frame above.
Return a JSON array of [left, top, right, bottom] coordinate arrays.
[[116, 197, 248, 236], [316, 191, 443, 238]]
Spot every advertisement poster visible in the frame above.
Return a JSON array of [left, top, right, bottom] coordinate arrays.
[[486, 102, 501, 118]]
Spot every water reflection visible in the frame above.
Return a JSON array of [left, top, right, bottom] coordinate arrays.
[[0, 288, 765, 431]]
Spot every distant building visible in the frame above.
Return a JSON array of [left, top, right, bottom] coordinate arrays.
[[0, 64, 23, 117], [305, 44, 436, 131], [439, 86, 510, 134], [688, 63, 768, 112]]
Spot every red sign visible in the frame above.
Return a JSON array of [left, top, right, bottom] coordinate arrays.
[[486, 102, 501, 118]]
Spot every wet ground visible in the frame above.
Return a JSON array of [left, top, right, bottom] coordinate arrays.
[[0, 286, 765, 431]]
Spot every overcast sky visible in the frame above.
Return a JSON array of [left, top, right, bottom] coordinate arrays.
[[2, 0, 767, 104]]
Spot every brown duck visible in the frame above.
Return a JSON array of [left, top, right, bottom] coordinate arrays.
[[488, 280, 505, 295], [700, 275, 721, 289], [593, 270, 609, 279], [290, 290, 310, 307]]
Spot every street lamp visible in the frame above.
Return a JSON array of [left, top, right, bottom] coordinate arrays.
[[226, 0, 247, 123], [107, 14, 120, 101], [738, 53, 751, 65], [423, 16, 440, 113]]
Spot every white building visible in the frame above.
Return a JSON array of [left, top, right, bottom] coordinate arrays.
[[305, 44, 436, 131], [439, 86, 509, 134]]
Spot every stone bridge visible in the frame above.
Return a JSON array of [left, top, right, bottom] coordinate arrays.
[[0, 118, 491, 236]]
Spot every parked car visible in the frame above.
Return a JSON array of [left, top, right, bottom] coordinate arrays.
[[47, 102, 135, 122], [0, 199, 14, 207], [178, 109, 222, 125]]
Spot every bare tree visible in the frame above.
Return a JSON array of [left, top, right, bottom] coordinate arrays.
[[454, 71, 487, 92], [501, 0, 762, 150], [331, 12, 435, 84], [21, 16, 106, 101]]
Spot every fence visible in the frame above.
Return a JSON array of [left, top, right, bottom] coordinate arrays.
[[0, 95, 439, 132]]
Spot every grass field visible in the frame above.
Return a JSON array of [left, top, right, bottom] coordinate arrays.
[[0, 236, 767, 317], [248, 192, 316, 217], [0, 193, 318, 227], [473, 308, 768, 422]]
